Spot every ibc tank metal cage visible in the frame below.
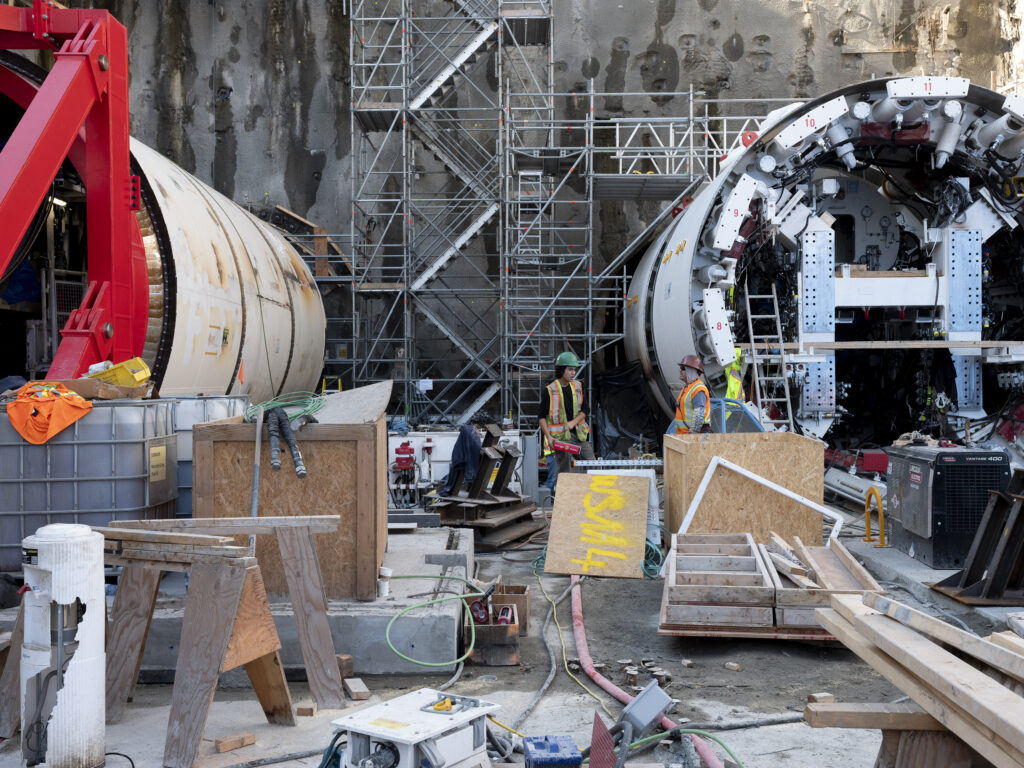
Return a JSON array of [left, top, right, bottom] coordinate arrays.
[[0, 399, 177, 571], [170, 395, 250, 517]]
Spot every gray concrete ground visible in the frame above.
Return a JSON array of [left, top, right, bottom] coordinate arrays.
[[0, 507, 1019, 768]]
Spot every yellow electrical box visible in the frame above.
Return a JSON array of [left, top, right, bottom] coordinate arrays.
[[87, 357, 151, 387]]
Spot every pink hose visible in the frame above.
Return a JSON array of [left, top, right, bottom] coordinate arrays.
[[569, 576, 725, 768]]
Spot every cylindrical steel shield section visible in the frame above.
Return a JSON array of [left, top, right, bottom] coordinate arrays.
[[131, 140, 325, 404]]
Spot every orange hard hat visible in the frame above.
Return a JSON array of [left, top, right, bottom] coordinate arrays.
[[679, 354, 704, 373]]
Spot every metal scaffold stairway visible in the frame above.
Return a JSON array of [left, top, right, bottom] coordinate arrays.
[[347, 0, 805, 425], [350, 0, 504, 421], [744, 283, 795, 432]]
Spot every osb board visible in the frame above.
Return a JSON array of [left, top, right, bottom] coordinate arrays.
[[663, 432, 824, 545], [193, 420, 386, 601], [544, 473, 649, 578]]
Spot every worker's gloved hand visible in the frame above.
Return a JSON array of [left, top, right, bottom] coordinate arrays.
[[700, 424, 712, 433]]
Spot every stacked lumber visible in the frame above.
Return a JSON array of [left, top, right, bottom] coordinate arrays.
[[818, 593, 1024, 768], [760, 532, 882, 629], [659, 533, 883, 640], [97, 527, 255, 571], [660, 534, 775, 631]]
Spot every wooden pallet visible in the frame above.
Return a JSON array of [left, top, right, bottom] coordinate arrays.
[[818, 593, 1024, 768], [659, 533, 776, 632]]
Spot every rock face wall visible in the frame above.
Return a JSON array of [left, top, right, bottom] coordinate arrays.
[[87, 0, 1023, 236], [555, 0, 1022, 102], [89, 0, 350, 232]]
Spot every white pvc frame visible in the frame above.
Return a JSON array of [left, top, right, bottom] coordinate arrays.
[[676, 456, 844, 542]]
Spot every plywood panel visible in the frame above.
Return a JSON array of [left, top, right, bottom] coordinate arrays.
[[222, 566, 281, 672], [663, 432, 825, 544], [545, 474, 649, 578], [193, 419, 385, 600]]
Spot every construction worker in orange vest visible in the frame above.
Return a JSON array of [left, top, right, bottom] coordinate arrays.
[[673, 354, 712, 434], [538, 351, 596, 493]]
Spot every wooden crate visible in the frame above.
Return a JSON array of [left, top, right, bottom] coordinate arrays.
[[493, 583, 530, 636], [660, 533, 775, 628], [663, 432, 825, 544], [760, 540, 883, 628], [192, 400, 387, 602], [465, 603, 520, 666]]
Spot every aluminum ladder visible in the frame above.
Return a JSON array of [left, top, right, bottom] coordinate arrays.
[[744, 283, 795, 432]]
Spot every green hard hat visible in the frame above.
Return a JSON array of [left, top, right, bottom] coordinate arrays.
[[556, 351, 581, 367]]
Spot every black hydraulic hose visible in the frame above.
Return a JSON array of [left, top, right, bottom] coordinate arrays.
[[267, 408, 283, 472], [613, 721, 634, 768], [277, 409, 307, 478]]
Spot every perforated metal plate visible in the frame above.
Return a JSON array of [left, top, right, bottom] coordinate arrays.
[[800, 229, 836, 335], [947, 229, 982, 333]]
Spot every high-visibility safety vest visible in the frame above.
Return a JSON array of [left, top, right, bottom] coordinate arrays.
[[725, 358, 746, 402], [674, 379, 711, 434], [544, 379, 590, 454]]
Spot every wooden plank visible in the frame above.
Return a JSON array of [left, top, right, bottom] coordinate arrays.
[[275, 204, 318, 230], [215, 733, 256, 753], [194, 415, 385, 600], [197, 422, 374, 444], [663, 603, 774, 627], [222, 566, 282, 672], [829, 539, 884, 592], [164, 563, 248, 768], [676, 543, 751, 556], [93, 527, 233, 546], [355, 437, 377, 601], [106, 565, 162, 722], [108, 516, 340, 534], [770, 531, 800, 560], [663, 432, 824, 542], [804, 547, 866, 591], [989, 631, 1024, 657], [675, 533, 751, 545], [865, 593, 1024, 685], [667, 584, 775, 604], [835, 595, 1024, 759], [817, 606, 1024, 768], [119, 541, 251, 557], [104, 554, 189, 573], [674, 570, 765, 586], [776, 606, 822, 627], [767, 550, 808, 578], [117, 550, 255, 567], [336, 653, 354, 679], [296, 702, 318, 717], [276, 528, 345, 709], [344, 677, 371, 700], [790, 536, 821, 582], [544, 473, 650, 578], [243, 651, 296, 725], [804, 702, 944, 731], [0, 603, 23, 739], [676, 555, 758, 572]]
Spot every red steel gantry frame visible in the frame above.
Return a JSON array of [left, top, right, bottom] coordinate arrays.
[[0, 1, 146, 377]]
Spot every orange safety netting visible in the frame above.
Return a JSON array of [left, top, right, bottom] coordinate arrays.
[[7, 381, 94, 445]]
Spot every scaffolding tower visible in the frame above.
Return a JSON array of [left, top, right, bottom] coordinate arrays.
[[350, 2, 799, 426]]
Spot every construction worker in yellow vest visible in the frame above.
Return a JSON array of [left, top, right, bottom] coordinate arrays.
[[725, 347, 746, 402], [673, 355, 711, 434], [538, 351, 596, 493]]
